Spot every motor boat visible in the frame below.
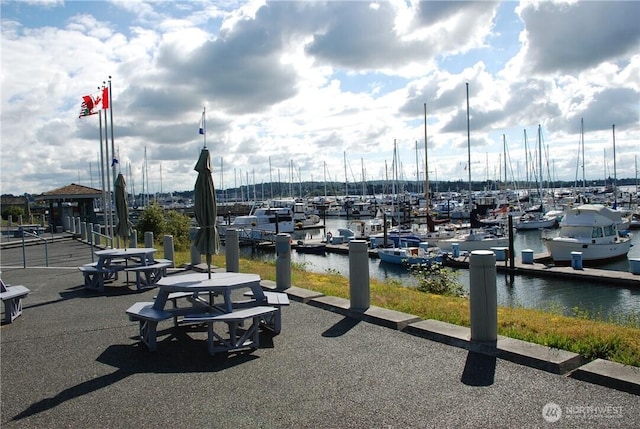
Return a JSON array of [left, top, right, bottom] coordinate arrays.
[[542, 204, 632, 263]]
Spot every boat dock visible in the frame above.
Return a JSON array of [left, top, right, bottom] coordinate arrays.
[[441, 253, 640, 288], [290, 239, 640, 289]]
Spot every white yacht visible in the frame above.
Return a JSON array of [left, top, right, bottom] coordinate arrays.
[[543, 204, 632, 263]]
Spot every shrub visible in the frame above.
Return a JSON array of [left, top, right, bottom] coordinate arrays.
[[136, 203, 166, 243], [165, 210, 192, 251], [408, 261, 465, 297], [2, 206, 25, 221]]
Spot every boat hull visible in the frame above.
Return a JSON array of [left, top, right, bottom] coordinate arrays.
[[377, 248, 440, 265], [432, 236, 509, 252], [544, 238, 631, 263]]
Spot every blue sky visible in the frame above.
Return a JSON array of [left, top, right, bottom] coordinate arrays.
[[1, 0, 639, 196]]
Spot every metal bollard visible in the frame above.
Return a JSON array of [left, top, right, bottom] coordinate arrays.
[[129, 229, 138, 248], [349, 240, 370, 311], [469, 250, 497, 343], [275, 233, 291, 291], [75, 217, 81, 237], [81, 222, 88, 241], [225, 228, 239, 273], [163, 235, 175, 267], [190, 226, 201, 267], [144, 231, 154, 248]]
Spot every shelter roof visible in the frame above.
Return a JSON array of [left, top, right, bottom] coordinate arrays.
[[38, 183, 102, 200]]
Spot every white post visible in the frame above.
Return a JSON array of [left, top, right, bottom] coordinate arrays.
[[190, 226, 201, 267], [349, 240, 370, 311], [163, 235, 175, 267], [225, 228, 239, 273], [144, 231, 154, 248], [275, 233, 291, 291], [469, 250, 497, 343]]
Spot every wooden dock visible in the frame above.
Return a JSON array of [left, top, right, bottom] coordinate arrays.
[[295, 240, 640, 289], [441, 253, 640, 288]]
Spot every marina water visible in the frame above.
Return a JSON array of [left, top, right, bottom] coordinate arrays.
[[240, 218, 640, 324]]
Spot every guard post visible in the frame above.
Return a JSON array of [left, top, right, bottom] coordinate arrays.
[[349, 240, 370, 311], [469, 250, 497, 344], [275, 233, 291, 291]]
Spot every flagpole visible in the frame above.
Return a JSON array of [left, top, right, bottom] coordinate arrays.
[[98, 111, 108, 238], [102, 84, 113, 242], [202, 106, 206, 148]]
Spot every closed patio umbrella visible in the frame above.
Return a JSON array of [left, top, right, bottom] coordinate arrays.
[[194, 147, 220, 278], [114, 172, 133, 248]]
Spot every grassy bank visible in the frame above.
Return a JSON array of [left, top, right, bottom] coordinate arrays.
[[167, 250, 640, 367]]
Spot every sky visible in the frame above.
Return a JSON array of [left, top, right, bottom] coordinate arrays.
[[1, 0, 639, 197]]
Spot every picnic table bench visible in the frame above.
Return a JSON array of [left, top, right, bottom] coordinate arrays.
[[126, 301, 181, 351], [242, 290, 290, 334], [124, 261, 172, 290], [182, 306, 277, 356], [1, 283, 31, 323], [78, 265, 126, 291]]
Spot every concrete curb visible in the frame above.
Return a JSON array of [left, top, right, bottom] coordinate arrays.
[[570, 359, 640, 395], [274, 284, 639, 395]]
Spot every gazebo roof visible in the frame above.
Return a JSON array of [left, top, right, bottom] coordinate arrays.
[[38, 183, 102, 200]]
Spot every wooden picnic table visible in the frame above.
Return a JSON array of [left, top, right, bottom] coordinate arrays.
[[127, 272, 280, 354], [80, 248, 169, 291]]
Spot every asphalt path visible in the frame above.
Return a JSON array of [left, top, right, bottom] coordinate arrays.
[[1, 237, 638, 428]]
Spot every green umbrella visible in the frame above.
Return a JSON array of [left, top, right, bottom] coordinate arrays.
[[194, 148, 220, 278], [114, 172, 133, 248]]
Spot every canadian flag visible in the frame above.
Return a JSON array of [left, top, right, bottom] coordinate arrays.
[[79, 87, 109, 118]]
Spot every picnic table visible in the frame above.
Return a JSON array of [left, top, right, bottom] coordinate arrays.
[[79, 248, 170, 292], [126, 272, 288, 355]]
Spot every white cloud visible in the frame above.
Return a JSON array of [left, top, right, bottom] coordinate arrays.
[[0, 0, 638, 196]]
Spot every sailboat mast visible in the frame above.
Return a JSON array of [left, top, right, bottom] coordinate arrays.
[[503, 134, 507, 185], [581, 118, 586, 194], [537, 124, 543, 211], [466, 83, 472, 210], [424, 102, 429, 215], [343, 151, 348, 197], [612, 124, 617, 207]]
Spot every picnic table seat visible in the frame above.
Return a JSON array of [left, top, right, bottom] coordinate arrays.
[[241, 291, 290, 335], [182, 306, 278, 356], [126, 302, 175, 351], [124, 261, 172, 290], [1, 280, 30, 323], [78, 264, 126, 291]]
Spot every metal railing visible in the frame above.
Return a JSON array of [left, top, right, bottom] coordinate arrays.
[[89, 230, 114, 263], [20, 230, 49, 268]]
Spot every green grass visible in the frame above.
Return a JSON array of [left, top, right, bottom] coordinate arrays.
[[162, 249, 640, 367]]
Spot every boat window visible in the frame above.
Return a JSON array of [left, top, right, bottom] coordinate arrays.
[[591, 227, 603, 238], [603, 225, 616, 236]]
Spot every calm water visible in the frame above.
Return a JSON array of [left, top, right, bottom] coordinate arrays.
[[239, 218, 640, 323]]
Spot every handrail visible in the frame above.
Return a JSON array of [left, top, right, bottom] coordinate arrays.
[[89, 230, 114, 263], [20, 230, 49, 268]]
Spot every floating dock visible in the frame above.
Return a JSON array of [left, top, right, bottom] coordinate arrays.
[[291, 239, 640, 289]]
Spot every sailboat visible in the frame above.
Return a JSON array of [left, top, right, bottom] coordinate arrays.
[[428, 83, 508, 252], [514, 125, 559, 230]]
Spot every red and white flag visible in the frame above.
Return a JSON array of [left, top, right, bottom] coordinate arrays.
[[79, 87, 108, 117]]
